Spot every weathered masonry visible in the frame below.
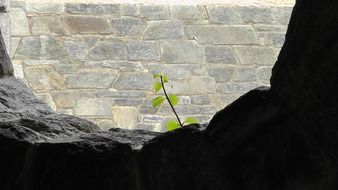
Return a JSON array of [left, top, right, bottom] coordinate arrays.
[[8, 1, 294, 131]]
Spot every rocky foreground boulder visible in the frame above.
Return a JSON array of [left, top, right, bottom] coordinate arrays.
[[1, 0, 338, 189]]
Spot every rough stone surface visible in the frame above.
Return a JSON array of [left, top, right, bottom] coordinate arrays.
[[88, 41, 126, 60], [207, 5, 242, 24], [127, 41, 160, 61], [66, 69, 117, 89], [10, 8, 30, 36], [139, 5, 170, 20], [27, 2, 64, 13], [171, 5, 204, 20], [75, 98, 113, 116], [207, 66, 234, 82], [114, 73, 153, 90], [143, 21, 184, 40], [121, 4, 139, 16], [7, 2, 293, 130], [234, 46, 277, 65], [25, 66, 65, 91], [31, 16, 68, 35], [233, 67, 257, 82], [111, 18, 146, 37], [62, 16, 111, 34], [237, 6, 274, 24], [205, 46, 238, 64], [65, 3, 119, 15], [161, 41, 204, 64], [187, 25, 257, 45]]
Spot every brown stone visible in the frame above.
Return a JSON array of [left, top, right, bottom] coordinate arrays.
[[62, 16, 111, 34]]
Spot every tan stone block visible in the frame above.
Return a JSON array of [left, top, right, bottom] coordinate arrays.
[[112, 106, 139, 129], [62, 16, 111, 34]]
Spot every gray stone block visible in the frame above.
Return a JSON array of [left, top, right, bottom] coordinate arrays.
[[66, 69, 118, 89], [114, 73, 153, 90], [257, 66, 272, 82], [14, 37, 41, 59], [273, 6, 292, 25], [111, 18, 147, 37], [121, 4, 139, 16], [64, 39, 87, 60], [161, 40, 204, 64], [207, 5, 242, 24], [165, 77, 216, 95], [190, 95, 210, 105], [257, 32, 286, 47], [143, 20, 184, 40], [147, 63, 191, 80], [205, 46, 238, 64], [234, 46, 277, 66], [113, 98, 144, 106], [54, 63, 79, 74], [207, 66, 234, 82], [10, 8, 30, 36], [253, 24, 287, 32], [95, 90, 148, 98], [101, 61, 144, 72], [237, 6, 274, 24], [233, 67, 257, 82], [88, 41, 126, 60], [186, 25, 257, 45], [62, 16, 111, 34], [31, 16, 69, 36], [127, 41, 160, 61], [40, 36, 68, 59], [171, 5, 203, 20], [75, 98, 113, 116], [65, 3, 119, 15], [139, 5, 170, 20]]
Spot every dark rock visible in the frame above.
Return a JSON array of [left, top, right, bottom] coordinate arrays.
[[1, 0, 338, 189], [138, 125, 226, 190]]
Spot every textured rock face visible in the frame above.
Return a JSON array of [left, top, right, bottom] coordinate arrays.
[[1, 0, 338, 189]]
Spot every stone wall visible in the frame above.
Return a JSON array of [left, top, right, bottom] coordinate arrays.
[[8, 1, 292, 131]]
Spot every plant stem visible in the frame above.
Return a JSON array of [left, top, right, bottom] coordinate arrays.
[[160, 76, 183, 127]]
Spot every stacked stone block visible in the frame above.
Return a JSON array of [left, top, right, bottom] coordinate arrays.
[[9, 1, 292, 131]]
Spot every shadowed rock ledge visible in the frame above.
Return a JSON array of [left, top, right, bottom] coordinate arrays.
[[1, 0, 338, 189]]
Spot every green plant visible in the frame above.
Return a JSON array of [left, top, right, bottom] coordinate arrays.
[[152, 74, 199, 131]]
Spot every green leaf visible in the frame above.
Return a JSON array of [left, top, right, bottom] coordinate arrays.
[[152, 96, 165, 108], [153, 74, 161, 79], [184, 117, 199, 125], [167, 120, 181, 131], [162, 75, 169, 83], [168, 94, 179, 106], [153, 82, 162, 93]]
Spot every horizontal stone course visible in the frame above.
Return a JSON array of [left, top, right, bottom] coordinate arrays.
[[65, 3, 119, 15], [186, 25, 258, 45], [66, 69, 118, 89], [127, 41, 160, 61], [143, 20, 184, 40], [161, 40, 204, 64], [62, 16, 111, 34]]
